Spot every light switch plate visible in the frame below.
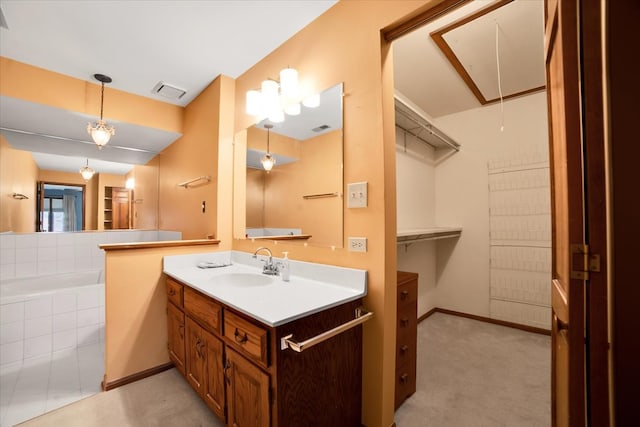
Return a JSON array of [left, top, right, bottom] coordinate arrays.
[[348, 237, 367, 252], [347, 182, 367, 208]]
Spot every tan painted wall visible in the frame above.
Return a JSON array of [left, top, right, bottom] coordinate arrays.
[[0, 137, 38, 232], [158, 75, 235, 240], [231, 2, 437, 426], [103, 244, 224, 385]]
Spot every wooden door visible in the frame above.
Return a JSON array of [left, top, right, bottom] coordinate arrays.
[[226, 347, 270, 427], [545, 0, 609, 424], [167, 303, 186, 376], [112, 188, 130, 229], [185, 317, 205, 395], [203, 328, 226, 420]]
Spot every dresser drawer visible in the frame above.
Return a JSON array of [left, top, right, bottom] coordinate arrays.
[[397, 282, 417, 307], [184, 287, 222, 334], [166, 277, 184, 308], [395, 366, 417, 408], [395, 339, 416, 369], [224, 310, 268, 368]]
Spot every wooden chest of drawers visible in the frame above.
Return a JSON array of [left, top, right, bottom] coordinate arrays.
[[395, 271, 418, 409]]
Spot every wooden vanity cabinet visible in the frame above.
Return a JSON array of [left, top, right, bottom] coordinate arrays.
[[166, 302, 186, 376], [395, 271, 418, 409], [166, 275, 364, 427]]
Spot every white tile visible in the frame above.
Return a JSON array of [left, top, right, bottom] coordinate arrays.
[[37, 246, 57, 262], [0, 302, 24, 323], [56, 233, 75, 247], [24, 297, 52, 319], [56, 258, 75, 273], [91, 255, 105, 270], [0, 234, 16, 250], [0, 263, 16, 280], [52, 347, 76, 362], [77, 308, 102, 327], [3, 399, 47, 427], [15, 262, 38, 278], [53, 330, 77, 352], [0, 360, 22, 376], [0, 248, 15, 265], [37, 233, 57, 248], [77, 288, 100, 310], [56, 245, 74, 260], [77, 325, 100, 346], [25, 317, 52, 339], [53, 293, 76, 314], [14, 234, 36, 249], [74, 255, 93, 272], [37, 260, 57, 276], [53, 312, 76, 332], [24, 335, 52, 359], [0, 341, 23, 365], [0, 320, 23, 345], [15, 247, 37, 264]]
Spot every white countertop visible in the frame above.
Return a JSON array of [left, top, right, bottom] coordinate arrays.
[[163, 251, 367, 327]]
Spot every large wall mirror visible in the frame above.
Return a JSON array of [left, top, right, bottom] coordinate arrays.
[[234, 83, 344, 248]]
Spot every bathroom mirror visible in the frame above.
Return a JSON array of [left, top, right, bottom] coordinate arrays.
[[234, 83, 344, 248]]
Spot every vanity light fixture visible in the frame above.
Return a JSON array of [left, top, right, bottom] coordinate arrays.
[[79, 158, 96, 181], [261, 124, 276, 172], [87, 73, 115, 149], [246, 67, 320, 123], [125, 177, 135, 190]]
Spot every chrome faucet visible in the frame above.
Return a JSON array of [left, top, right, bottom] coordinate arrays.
[[253, 247, 278, 275]]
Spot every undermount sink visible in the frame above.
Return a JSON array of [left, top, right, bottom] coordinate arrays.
[[215, 272, 274, 287]]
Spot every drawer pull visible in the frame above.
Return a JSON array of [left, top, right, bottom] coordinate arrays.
[[234, 328, 248, 344], [281, 307, 373, 353], [168, 289, 176, 296], [179, 324, 184, 339], [400, 344, 408, 354], [400, 290, 409, 299], [400, 318, 409, 327], [400, 373, 409, 384]]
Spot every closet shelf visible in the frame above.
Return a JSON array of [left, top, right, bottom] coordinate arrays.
[[395, 96, 460, 152], [397, 227, 462, 244]]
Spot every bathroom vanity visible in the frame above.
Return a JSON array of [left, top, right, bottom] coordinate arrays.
[[163, 251, 369, 427]]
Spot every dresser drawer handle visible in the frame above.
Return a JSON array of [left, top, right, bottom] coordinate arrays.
[[234, 328, 248, 344], [168, 289, 176, 296], [400, 344, 408, 354], [400, 318, 409, 327], [400, 373, 409, 384], [400, 290, 409, 300]]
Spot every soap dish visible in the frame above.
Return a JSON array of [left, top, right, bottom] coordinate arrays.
[[197, 261, 232, 269]]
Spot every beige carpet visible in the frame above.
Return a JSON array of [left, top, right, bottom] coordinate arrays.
[[394, 312, 551, 426], [18, 368, 224, 427]]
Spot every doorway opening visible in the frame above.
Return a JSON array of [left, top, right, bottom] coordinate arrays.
[[37, 182, 86, 232]]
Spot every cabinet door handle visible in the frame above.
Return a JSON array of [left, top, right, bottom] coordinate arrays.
[[234, 328, 248, 344], [400, 318, 409, 327], [224, 359, 231, 384], [400, 373, 409, 384], [195, 338, 203, 359], [400, 290, 409, 300], [178, 324, 184, 339], [400, 344, 408, 354], [169, 289, 176, 296]]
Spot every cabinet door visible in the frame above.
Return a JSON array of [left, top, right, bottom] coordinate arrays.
[[203, 328, 226, 420], [167, 303, 186, 376], [186, 317, 206, 394], [226, 347, 270, 427]]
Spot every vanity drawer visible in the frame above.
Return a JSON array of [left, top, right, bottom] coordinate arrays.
[[224, 311, 268, 368], [166, 277, 184, 308], [184, 287, 222, 335]]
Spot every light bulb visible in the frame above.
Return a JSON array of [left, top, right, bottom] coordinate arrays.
[[261, 153, 275, 171], [246, 89, 262, 116], [302, 94, 320, 108], [87, 120, 115, 148]]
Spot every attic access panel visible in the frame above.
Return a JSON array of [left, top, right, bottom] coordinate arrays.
[[430, 0, 545, 105]]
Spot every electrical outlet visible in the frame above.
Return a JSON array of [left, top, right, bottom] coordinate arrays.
[[347, 182, 367, 208], [348, 237, 367, 252]]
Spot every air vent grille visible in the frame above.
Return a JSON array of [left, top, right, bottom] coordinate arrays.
[[152, 82, 186, 100], [312, 124, 331, 133]]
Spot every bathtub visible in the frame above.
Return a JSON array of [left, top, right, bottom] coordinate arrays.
[[0, 270, 105, 365]]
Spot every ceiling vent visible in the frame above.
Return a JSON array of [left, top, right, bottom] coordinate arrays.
[[312, 124, 331, 133], [152, 81, 186, 100]]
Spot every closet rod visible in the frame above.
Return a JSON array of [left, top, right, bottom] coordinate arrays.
[[395, 109, 460, 152]]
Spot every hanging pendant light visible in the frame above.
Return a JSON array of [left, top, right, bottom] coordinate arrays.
[[79, 158, 95, 181], [261, 124, 276, 172], [87, 73, 115, 149]]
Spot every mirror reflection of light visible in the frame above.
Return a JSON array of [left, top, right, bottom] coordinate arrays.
[[125, 178, 135, 189]]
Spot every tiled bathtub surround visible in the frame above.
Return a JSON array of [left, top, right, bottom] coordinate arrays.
[[0, 284, 105, 366], [0, 230, 181, 280]]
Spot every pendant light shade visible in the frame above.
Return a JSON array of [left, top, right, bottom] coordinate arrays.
[[261, 124, 276, 172], [87, 74, 115, 149], [79, 159, 95, 181]]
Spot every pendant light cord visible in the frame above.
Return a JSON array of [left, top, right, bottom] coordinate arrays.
[[100, 82, 105, 120], [495, 23, 504, 132]]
